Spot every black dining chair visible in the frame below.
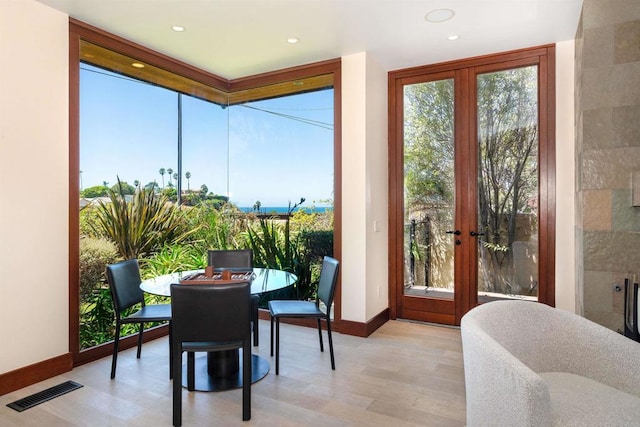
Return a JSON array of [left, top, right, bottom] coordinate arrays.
[[208, 249, 260, 346], [106, 259, 172, 379], [269, 256, 340, 375], [171, 282, 252, 425]]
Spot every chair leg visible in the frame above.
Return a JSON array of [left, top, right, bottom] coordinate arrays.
[[111, 322, 121, 379], [173, 349, 182, 426], [270, 315, 274, 356], [187, 352, 195, 391], [317, 318, 324, 352], [136, 322, 144, 358], [251, 296, 259, 346], [326, 316, 335, 370], [253, 317, 259, 347], [275, 317, 280, 375], [242, 342, 252, 421]]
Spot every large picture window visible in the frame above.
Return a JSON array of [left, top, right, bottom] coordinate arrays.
[[71, 24, 340, 361]]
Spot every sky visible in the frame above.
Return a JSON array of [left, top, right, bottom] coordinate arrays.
[[80, 64, 334, 207]]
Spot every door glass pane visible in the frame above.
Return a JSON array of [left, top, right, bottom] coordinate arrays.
[[403, 79, 455, 299], [476, 66, 538, 302]]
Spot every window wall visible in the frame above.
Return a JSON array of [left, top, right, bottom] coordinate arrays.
[[71, 24, 340, 361]]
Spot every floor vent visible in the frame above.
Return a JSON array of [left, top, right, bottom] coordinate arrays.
[[7, 380, 83, 412]]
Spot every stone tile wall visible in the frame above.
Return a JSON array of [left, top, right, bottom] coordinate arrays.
[[576, 0, 640, 331]]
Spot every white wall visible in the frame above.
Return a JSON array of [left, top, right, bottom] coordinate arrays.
[[0, 0, 69, 373], [341, 52, 389, 323], [0, 2, 577, 376], [555, 40, 577, 312]]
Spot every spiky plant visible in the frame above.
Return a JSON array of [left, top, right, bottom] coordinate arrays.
[[93, 180, 196, 260]]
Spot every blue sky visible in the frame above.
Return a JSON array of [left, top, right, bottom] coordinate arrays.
[[80, 64, 334, 207]]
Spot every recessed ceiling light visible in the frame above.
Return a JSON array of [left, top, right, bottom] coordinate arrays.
[[287, 37, 299, 44], [131, 62, 145, 68], [447, 35, 459, 41], [172, 25, 185, 32], [425, 9, 455, 23]]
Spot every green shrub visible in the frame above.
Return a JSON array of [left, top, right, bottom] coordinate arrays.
[[79, 237, 119, 300], [93, 182, 197, 259], [141, 244, 206, 278], [186, 202, 249, 251]]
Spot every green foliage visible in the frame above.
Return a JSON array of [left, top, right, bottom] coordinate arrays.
[[245, 202, 333, 301], [80, 204, 103, 238], [82, 185, 108, 198], [161, 187, 177, 202], [141, 244, 206, 278], [404, 79, 455, 208], [80, 287, 116, 349], [110, 181, 135, 195], [79, 196, 334, 348], [187, 202, 248, 251], [93, 182, 196, 259], [79, 237, 119, 300], [180, 191, 228, 207]]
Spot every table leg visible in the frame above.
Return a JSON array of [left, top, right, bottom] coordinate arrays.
[[182, 349, 269, 392]]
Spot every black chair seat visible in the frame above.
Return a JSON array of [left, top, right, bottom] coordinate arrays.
[[123, 304, 172, 323], [268, 300, 324, 318], [181, 340, 244, 352], [269, 256, 339, 375]]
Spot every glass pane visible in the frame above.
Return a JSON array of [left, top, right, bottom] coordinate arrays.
[[403, 79, 455, 299], [79, 64, 178, 350], [182, 94, 229, 206], [227, 89, 334, 212], [476, 66, 539, 302]]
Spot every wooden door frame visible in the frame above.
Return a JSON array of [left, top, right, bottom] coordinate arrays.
[[388, 45, 556, 324]]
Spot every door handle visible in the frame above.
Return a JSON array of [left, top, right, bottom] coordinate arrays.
[[446, 230, 461, 236], [470, 231, 485, 237]]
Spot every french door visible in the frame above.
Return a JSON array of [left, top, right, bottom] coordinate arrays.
[[389, 46, 555, 326]]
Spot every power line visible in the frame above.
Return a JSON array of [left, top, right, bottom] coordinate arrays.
[[80, 65, 333, 130], [240, 104, 333, 130]]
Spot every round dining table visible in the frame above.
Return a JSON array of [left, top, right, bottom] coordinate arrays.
[[140, 267, 297, 392]]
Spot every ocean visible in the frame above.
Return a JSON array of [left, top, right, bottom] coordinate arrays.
[[239, 206, 333, 214]]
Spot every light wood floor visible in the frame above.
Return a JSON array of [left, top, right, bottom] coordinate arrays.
[[0, 319, 466, 426]]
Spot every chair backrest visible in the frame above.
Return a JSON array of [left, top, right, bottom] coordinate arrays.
[[106, 259, 145, 314], [170, 282, 251, 343], [208, 249, 253, 269], [317, 256, 340, 309]]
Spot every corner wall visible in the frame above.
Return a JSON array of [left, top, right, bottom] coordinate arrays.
[[555, 40, 577, 312], [341, 52, 389, 323], [576, 0, 640, 330], [0, 0, 69, 373]]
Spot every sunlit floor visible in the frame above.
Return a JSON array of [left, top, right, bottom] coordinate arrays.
[[0, 319, 466, 426]]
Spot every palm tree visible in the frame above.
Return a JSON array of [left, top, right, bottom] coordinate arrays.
[[167, 168, 174, 186], [185, 171, 191, 191], [159, 168, 165, 188], [133, 180, 140, 188]]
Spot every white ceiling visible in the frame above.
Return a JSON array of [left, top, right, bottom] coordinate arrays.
[[36, 0, 583, 80]]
